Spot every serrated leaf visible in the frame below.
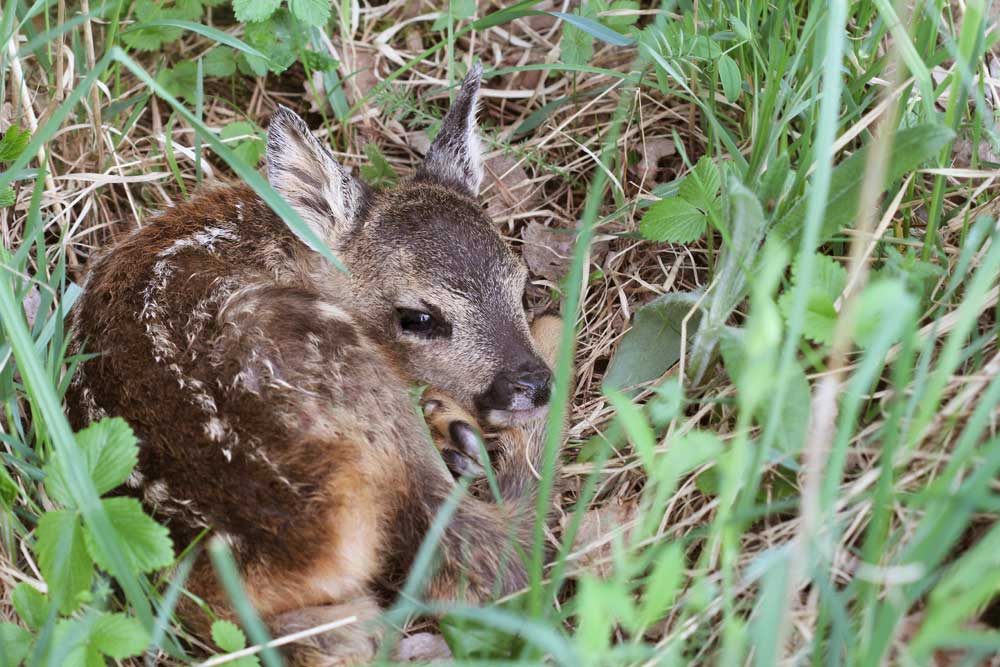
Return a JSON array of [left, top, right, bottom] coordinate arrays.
[[156, 60, 199, 100], [778, 254, 847, 345], [240, 10, 302, 75], [640, 197, 707, 243], [597, 0, 639, 32], [45, 417, 139, 507], [678, 156, 721, 213], [603, 292, 701, 394], [12, 582, 50, 630], [0, 125, 30, 162], [718, 53, 741, 102], [92, 613, 150, 658], [233, 0, 281, 23], [84, 497, 173, 574], [0, 623, 32, 666], [221, 121, 265, 165], [559, 16, 595, 66], [0, 186, 15, 208], [289, 0, 330, 27], [204, 47, 237, 77], [301, 50, 339, 72], [35, 510, 93, 614], [122, 0, 183, 50], [431, 0, 476, 29], [212, 619, 247, 652]]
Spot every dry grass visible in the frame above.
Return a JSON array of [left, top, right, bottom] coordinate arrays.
[[3, 0, 1000, 665]]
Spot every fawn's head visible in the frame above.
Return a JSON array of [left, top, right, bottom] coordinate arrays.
[[265, 64, 552, 425]]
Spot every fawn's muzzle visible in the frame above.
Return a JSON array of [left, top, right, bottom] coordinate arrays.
[[477, 360, 552, 414]]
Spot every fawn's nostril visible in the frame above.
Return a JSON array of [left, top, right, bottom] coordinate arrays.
[[476, 361, 553, 412], [511, 367, 551, 396]]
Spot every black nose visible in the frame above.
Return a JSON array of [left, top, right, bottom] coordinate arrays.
[[477, 361, 552, 412]]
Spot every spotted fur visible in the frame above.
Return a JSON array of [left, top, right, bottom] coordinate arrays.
[[66, 68, 566, 666]]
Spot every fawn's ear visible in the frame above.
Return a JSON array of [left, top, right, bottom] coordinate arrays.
[[415, 63, 485, 197], [266, 106, 369, 245]]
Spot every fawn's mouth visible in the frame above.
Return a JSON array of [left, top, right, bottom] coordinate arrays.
[[481, 405, 549, 428]]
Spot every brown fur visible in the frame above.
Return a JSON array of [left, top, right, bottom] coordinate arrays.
[[66, 69, 567, 666]]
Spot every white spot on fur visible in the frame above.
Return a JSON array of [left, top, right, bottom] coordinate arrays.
[[125, 468, 145, 489], [144, 480, 169, 504], [205, 417, 227, 442]]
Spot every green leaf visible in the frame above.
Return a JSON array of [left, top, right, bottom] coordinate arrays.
[[678, 156, 721, 213], [212, 619, 247, 651], [718, 53, 741, 102], [221, 121, 265, 166], [773, 124, 955, 246], [12, 582, 50, 630], [759, 154, 791, 208], [35, 510, 93, 614], [210, 619, 261, 667], [0, 462, 17, 506], [129, 20, 267, 59], [289, 0, 330, 27], [0, 185, 14, 208], [603, 292, 702, 394], [559, 14, 595, 66], [0, 623, 32, 666], [233, 0, 281, 22], [359, 143, 398, 187], [91, 613, 150, 658], [121, 0, 183, 50], [770, 364, 811, 455], [635, 542, 683, 629], [204, 47, 237, 77], [155, 60, 199, 100], [84, 497, 173, 574], [431, 0, 476, 29], [45, 417, 139, 507], [301, 50, 339, 72], [551, 10, 635, 46], [596, 0, 639, 32], [852, 279, 913, 349], [778, 254, 847, 345], [0, 125, 31, 162], [240, 10, 303, 75], [640, 197, 707, 243]]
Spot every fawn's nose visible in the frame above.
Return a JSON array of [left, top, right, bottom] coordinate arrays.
[[478, 361, 552, 412]]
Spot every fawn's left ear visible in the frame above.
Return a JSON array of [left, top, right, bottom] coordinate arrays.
[[415, 63, 485, 197], [266, 105, 369, 246]]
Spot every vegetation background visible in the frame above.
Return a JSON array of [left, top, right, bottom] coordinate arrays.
[[1, 0, 999, 665]]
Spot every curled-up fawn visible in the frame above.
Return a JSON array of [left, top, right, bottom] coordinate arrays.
[[66, 64, 567, 665]]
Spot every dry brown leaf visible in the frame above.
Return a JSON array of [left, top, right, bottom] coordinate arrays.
[[521, 221, 573, 283], [634, 137, 676, 188], [565, 501, 638, 578], [483, 155, 540, 220]]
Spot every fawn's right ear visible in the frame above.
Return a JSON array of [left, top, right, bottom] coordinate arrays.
[[266, 106, 369, 246]]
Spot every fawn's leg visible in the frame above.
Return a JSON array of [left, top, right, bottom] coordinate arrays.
[[268, 596, 381, 667]]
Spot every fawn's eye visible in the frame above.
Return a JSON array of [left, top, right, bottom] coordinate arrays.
[[396, 307, 451, 338]]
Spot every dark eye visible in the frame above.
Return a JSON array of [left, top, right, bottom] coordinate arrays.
[[396, 307, 450, 338]]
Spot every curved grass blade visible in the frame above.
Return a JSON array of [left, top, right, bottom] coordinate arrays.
[[121, 20, 268, 59]]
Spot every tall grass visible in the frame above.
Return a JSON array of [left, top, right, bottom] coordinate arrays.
[[1, 0, 999, 666]]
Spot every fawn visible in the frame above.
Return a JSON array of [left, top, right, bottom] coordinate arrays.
[[66, 64, 566, 665]]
